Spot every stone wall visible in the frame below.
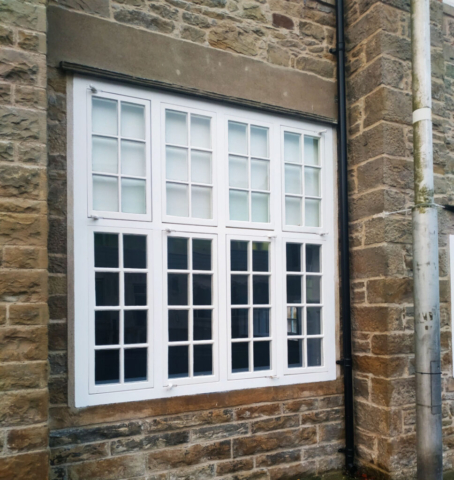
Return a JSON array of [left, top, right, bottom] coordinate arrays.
[[345, 0, 454, 478], [0, 0, 49, 479], [46, 1, 348, 479]]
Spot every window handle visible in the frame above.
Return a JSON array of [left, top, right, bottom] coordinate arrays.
[[89, 85, 98, 94], [88, 214, 103, 220], [267, 375, 278, 379], [165, 383, 175, 390]]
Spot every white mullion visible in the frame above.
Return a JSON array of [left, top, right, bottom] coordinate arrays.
[[118, 101, 123, 214], [188, 113, 193, 218], [188, 238, 194, 378], [119, 233, 125, 384]]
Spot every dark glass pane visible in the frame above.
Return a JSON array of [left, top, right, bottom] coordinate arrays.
[[306, 244, 321, 273], [124, 235, 147, 269], [231, 240, 248, 271], [124, 310, 147, 344], [232, 308, 248, 338], [232, 342, 249, 373], [95, 311, 119, 345], [125, 273, 147, 306], [231, 275, 248, 305], [252, 242, 269, 272], [95, 272, 119, 306], [288, 339, 303, 368], [124, 348, 147, 382], [253, 341, 270, 371], [307, 307, 321, 335], [306, 276, 321, 304], [307, 338, 322, 366], [286, 275, 302, 304], [194, 310, 212, 340], [168, 273, 188, 306], [194, 344, 213, 376], [95, 349, 119, 384], [169, 310, 188, 341], [193, 239, 211, 271], [287, 307, 303, 336], [253, 275, 269, 305], [168, 237, 188, 270], [286, 243, 301, 272], [95, 233, 118, 268], [169, 345, 189, 378], [253, 308, 269, 337], [193, 274, 212, 306]]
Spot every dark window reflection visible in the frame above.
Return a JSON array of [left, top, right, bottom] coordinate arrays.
[[231, 241, 248, 271], [307, 338, 322, 366], [125, 273, 147, 306], [168, 237, 188, 270], [168, 273, 188, 306], [194, 345, 212, 376], [232, 342, 249, 373], [253, 308, 269, 337], [287, 307, 302, 336], [193, 274, 212, 306], [169, 345, 189, 378], [253, 275, 269, 305], [169, 310, 188, 341], [252, 242, 269, 272], [124, 235, 147, 269], [306, 276, 321, 304], [95, 349, 119, 384], [307, 307, 321, 335], [232, 308, 248, 338], [253, 341, 270, 371], [124, 348, 147, 382], [286, 243, 301, 272], [95, 272, 119, 306], [95, 311, 119, 345], [95, 233, 118, 268], [286, 275, 302, 304], [231, 275, 248, 305], [288, 339, 303, 368], [124, 310, 147, 344], [306, 245, 321, 273], [193, 310, 212, 340], [193, 239, 211, 271]]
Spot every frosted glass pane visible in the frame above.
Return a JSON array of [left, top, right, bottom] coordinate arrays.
[[92, 98, 117, 136], [285, 196, 302, 226], [121, 141, 146, 177], [305, 137, 319, 165], [251, 193, 269, 223], [191, 115, 211, 149], [92, 136, 118, 174], [122, 178, 146, 214], [230, 190, 249, 221], [229, 155, 248, 188], [166, 147, 188, 182], [251, 126, 268, 158], [191, 151, 211, 184], [192, 186, 212, 219], [93, 175, 118, 212], [121, 103, 145, 140], [305, 167, 320, 197], [166, 110, 188, 146], [167, 183, 189, 217], [284, 132, 301, 164], [285, 164, 302, 194], [305, 199, 321, 227], [228, 122, 247, 155], [251, 159, 269, 191]]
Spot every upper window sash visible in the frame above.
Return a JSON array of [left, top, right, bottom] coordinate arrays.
[[161, 103, 218, 227], [87, 90, 152, 222]]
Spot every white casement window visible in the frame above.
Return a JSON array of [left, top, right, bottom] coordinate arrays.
[[70, 76, 337, 407]]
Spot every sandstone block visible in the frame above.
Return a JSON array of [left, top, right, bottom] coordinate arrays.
[[67, 455, 145, 480], [208, 25, 258, 56], [235, 403, 281, 420], [216, 458, 254, 475], [256, 449, 300, 467], [147, 440, 230, 471], [300, 408, 342, 425], [371, 377, 415, 407], [282, 398, 318, 413], [113, 8, 175, 33], [111, 430, 190, 455], [354, 354, 408, 378], [0, 269, 47, 303], [7, 425, 48, 452], [49, 376, 68, 405], [319, 421, 344, 443], [192, 423, 248, 441], [272, 13, 294, 30], [48, 217, 67, 254], [0, 164, 45, 200], [0, 326, 47, 361], [367, 278, 413, 304], [251, 414, 299, 433], [0, 361, 47, 391], [268, 462, 317, 480], [0, 213, 46, 247], [48, 321, 67, 351], [0, 141, 14, 162], [9, 303, 48, 325], [241, 3, 267, 22], [0, 451, 48, 480], [295, 55, 335, 79], [364, 87, 412, 127], [0, 390, 48, 427], [377, 434, 416, 471], [371, 333, 414, 355], [168, 464, 216, 480], [299, 20, 326, 41], [0, 106, 45, 140], [146, 409, 233, 433], [15, 85, 47, 109], [180, 25, 206, 44], [3, 246, 47, 269], [355, 401, 402, 436], [352, 305, 403, 333], [267, 44, 290, 67], [50, 442, 109, 466], [49, 352, 67, 375], [0, 24, 13, 46], [48, 295, 68, 320]]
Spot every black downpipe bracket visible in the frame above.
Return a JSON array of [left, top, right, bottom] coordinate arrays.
[[330, 0, 355, 474]]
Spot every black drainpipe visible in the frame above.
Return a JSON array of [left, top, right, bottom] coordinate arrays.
[[330, 0, 355, 475]]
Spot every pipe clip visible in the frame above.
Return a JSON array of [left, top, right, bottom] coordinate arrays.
[[412, 107, 431, 124], [336, 358, 352, 368]]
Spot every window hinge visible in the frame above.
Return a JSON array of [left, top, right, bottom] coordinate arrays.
[[89, 84, 98, 94]]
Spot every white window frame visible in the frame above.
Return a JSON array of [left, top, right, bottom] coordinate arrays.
[[70, 75, 338, 408]]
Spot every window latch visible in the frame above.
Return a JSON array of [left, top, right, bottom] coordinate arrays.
[[165, 383, 175, 390], [89, 215, 103, 220], [89, 85, 98, 94]]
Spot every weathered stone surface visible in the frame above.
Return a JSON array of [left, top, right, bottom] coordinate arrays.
[[49, 375, 68, 404], [0, 326, 47, 361], [0, 269, 47, 303], [216, 458, 254, 475], [0, 361, 47, 391], [113, 7, 175, 33], [146, 409, 233, 432], [354, 354, 408, 378], [272, 13, 294, 30], [352, 306, 403, 333], [67, 455, 145, 480], [295, 55, 335, 79], [355, 401, 401, 436], [251, 415, 299, 433], [0, 106, 45, 141], [168, 464, 216, 480], [111, 430, 190, 454], [256, 449, 301, 467], [371, 377, 415, 407], [180, 25, 206, 43], [7, 425, 48, 452], [0, 0, 46, 32], [0, 390, 48, 426], [51, 0, 110, 17], [0, 451, 48, 480], [367, 278, 413, 304], [3, 246, 47, 269], [208, 25, 258, 56], [235, 403, 281, 419], [147, 440, 230, 471], [50, 442, 109, 466], [192, 422, 249, 441]]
